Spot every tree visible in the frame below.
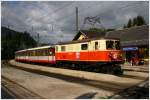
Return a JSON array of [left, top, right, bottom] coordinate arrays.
[[136, 16, 146, 26], [133, 17, 137, 26], [127, 19, 132, 28], [123, 24, 127, 28], [1, 26, 37, 59], [89, 28, 106, 32], [123, 15, 146, 28]]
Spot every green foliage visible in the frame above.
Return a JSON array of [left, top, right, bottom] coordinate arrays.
[[88, 28, 114, 32], [127, 19, 132, 28], [123, 24, 127, 28], [136, 16, 146, 26], [106, 28, 115, 32], [133, 17, 137, 26], [124, 15, 146, 28], [1, 26, 37, 59], [89, 28, 105, 32]]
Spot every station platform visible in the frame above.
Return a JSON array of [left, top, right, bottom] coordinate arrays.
[[9, 60, 148, 89]]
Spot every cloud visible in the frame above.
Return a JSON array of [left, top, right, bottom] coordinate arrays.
[[1, 1, 149, 44]]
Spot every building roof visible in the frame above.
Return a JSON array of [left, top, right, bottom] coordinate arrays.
[[72, 30, 106, 40], [121, 39, 149, 47], [105, 25, 149, 46]]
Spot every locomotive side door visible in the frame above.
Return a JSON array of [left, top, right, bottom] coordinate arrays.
[[49, 47, 55, 62]]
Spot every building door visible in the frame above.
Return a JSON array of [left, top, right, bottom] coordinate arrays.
[[126, 51, 132, 62]]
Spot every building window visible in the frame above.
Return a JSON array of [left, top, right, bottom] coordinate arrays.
[[81, 44, 88, 50], [95, 42, 98, 50], [61, 46, 66, 51]]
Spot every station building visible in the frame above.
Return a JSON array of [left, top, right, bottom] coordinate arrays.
[[73, 25, 149, 63], [105, 25, 149, 63], [72, 30, 106, 41]]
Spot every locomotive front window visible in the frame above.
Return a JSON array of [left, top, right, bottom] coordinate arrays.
[[106, 40, 120, 50], [106, 41, 114, 50], [115, 41, 120, 50], [81, 44, 88, 50]]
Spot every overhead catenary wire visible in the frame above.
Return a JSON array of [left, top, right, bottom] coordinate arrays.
[[36, 1, 147, 32], [80, 2, 148, 30], [51, 2, 147, 31]]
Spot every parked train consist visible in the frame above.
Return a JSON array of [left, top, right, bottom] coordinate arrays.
[[15, 46, 55, 64], [15, 38, 124, 74]]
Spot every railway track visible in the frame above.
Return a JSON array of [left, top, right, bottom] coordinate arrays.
[[109, 79, 149, 99], [1, 75, 43, 99]]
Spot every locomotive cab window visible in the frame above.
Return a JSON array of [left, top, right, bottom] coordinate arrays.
[[56, 46, 58, 52], [95, 42, 98, 50], [81, 44, 88, 50], [61, 46, 66, 51], [106, 41, 115, 50]]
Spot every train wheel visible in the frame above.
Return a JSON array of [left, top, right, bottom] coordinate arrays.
[[113, 65, 123, 75], [71, 64, 76, 69]]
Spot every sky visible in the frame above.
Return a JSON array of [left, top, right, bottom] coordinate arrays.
[[1, 1, 149, 44]]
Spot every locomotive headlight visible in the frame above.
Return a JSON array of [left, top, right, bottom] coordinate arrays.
[[112, 53, 117, 59], [119, 54, 123, 58]]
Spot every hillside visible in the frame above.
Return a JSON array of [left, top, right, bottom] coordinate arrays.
[[1, 26, 37, 59]]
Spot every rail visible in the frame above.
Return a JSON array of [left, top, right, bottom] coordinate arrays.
[[1, 75, 44, 99]]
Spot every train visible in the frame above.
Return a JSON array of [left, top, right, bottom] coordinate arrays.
[[15, 38, 124, 75]]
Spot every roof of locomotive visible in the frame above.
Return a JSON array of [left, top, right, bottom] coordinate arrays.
[[57, 37, 120, 45], [15, 45, 54, 53]]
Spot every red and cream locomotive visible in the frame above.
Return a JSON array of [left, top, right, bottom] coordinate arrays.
[[15, 38, 124, 74]]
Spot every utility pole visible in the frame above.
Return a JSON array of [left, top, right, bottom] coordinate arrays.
[[50, 23, 54, 32], [76, 7, 78, 33], [52, 23, 53, 32]]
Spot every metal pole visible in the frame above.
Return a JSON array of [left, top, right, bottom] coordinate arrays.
[[37, 33, 39, 46], [76, 7, 78, 33]]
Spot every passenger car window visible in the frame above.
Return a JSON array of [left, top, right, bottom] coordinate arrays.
[[81, 44, 88, 50]]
